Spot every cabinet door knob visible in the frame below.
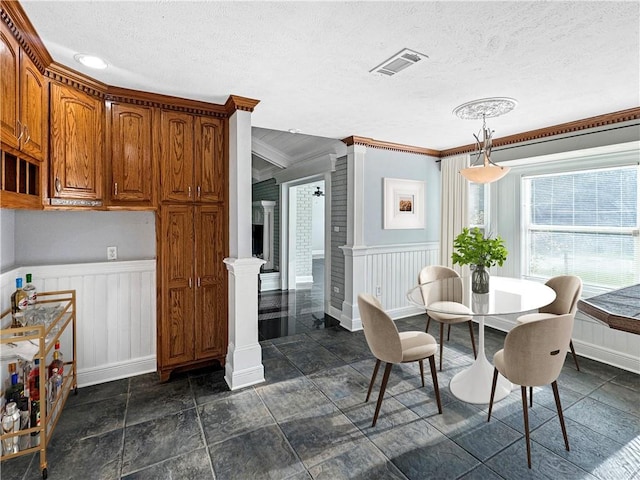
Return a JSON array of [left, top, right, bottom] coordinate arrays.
[[16, 120, 23, 142], [23, 125, 30, 145], [114, 182, 118, 196], [55, 176, 62, 194], [197, 277, 201, 288], [188, 186, 192, 198], [188, 278, 192, 288], [197, 185, 201, 198]]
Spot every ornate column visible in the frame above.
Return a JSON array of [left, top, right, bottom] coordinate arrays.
[[224, 96, 265, 390]]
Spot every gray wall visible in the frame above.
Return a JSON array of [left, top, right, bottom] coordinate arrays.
[[363, 148, 441, 245], [13, 210, 156, 265], [0, 209, 16, 271], [252, 179, 280, 271], [330, 156, 347, 310]]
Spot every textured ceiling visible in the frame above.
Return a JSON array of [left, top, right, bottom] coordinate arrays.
[[20, 1, 640, 153]]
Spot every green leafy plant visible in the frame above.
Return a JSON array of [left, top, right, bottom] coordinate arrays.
[[452, 227, 508, 268]]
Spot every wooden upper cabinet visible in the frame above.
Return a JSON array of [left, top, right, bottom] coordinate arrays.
[[161, 110, 224, 203], [49, 82, 104, 202], [0, 22, 46, 162], [107, 102, 154, 206], [19, 53, 47, 161], [195, 116, 224, 203], [160, 110, 194, 202], [0, 24, 20, 148]]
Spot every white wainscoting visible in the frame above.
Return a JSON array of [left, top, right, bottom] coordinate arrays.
[[1, 260, 156, 387], [364, 242, 440, 319]]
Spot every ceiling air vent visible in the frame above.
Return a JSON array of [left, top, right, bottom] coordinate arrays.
[[370, 48, 428, 76]]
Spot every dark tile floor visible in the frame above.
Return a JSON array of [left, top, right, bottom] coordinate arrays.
[[2, 311, 639, 479]]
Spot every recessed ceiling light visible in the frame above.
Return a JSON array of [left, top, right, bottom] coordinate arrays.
[[74, 53, 108, 70], [288, 129, 301, 134]]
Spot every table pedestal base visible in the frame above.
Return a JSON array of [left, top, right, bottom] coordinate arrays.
[[449, 352, 511, 404], [449, 314, 512, 404]]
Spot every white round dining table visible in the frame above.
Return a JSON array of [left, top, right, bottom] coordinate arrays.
[[407, 275, 556, 404]]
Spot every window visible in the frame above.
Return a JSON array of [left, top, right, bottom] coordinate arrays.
[[523, 165, 639, 291], [469, 182, 488, 233]]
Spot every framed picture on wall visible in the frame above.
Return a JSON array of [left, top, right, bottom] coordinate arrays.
[[383, 178, 426, 229]]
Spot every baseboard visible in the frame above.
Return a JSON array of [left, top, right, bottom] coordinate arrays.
[[259, 272, 281, 291], [225, 364, 265, 391], [77, 355, 156, 388]]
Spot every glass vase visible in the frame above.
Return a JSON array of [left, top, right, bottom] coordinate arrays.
[[472, 265, 490, 294]]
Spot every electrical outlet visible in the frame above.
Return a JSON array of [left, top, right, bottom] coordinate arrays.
[[376, 286, 381, 296], [333, 226, 339, 232], [333, 286, 339, 293], [107, 246, 118, 261]]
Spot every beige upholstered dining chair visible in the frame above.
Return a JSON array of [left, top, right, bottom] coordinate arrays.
[[357, 293, 443, 427], [516, 275, 582, 371], [418, 265, 477, 370], [488, 313, 574, 469]]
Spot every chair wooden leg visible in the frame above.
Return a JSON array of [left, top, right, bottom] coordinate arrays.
[[569, 340, 580, 371], [529, 386, 533, 408], [552, 381, 570, 452], [419, 359, 425, 387], [366, 359, 381, 402], [521, 386, 532, 469], [488, 367, 499, 421], [468, 321, 477, 359], [428, 355, 442, 414], [439, 322, 445, 371], [425, 316, 431, 333], [372, 363, 393, 427], [447, 324, 451, 341]]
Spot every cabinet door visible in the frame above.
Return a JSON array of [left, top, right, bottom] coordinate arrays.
[[0, 24, 20, 149], [160, 111, 194, 202], [109, 103, 153, 205], [160, 205, 195, 366], [194, 116, 224, 203], [49, 83, 104, 200], [194, 204, 227, 359], [19, 52, 47, 161]]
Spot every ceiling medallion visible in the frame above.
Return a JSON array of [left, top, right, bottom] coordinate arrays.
[[452, 97, 517, 120]]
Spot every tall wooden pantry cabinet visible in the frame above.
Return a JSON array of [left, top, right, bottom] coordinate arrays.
[[157, 110, 227, 381]]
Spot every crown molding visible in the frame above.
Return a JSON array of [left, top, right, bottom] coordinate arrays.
[[342, 136, 440, 157], [225, 95, 260, 114], [1, 0, 52, 72], [46, 62, 109, 98], [106, 86, 228, 117], [440, 107, 640, 158]]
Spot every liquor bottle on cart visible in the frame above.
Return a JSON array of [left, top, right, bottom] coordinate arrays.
[[10, 278, 28, 328]]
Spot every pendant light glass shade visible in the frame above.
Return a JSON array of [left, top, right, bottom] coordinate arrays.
[[459, 153, 510, 183]]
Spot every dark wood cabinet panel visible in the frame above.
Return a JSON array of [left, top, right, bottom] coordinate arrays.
[[195, 204, 227, 359], [0, 25, 20, 149], [160, 110, 194, 202], [158, 204, 227, 380], [19, 52, 47, 161], [195, 116, 224, 203], [108, 102, 154, 205], [49, 82, 103, 202]]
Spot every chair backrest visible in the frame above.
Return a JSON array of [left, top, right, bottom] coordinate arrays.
[[502, 313, 574, 386], [418, 265, 462, 305], [357, 293, 402, 364], [540, 275, 583, 316]]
